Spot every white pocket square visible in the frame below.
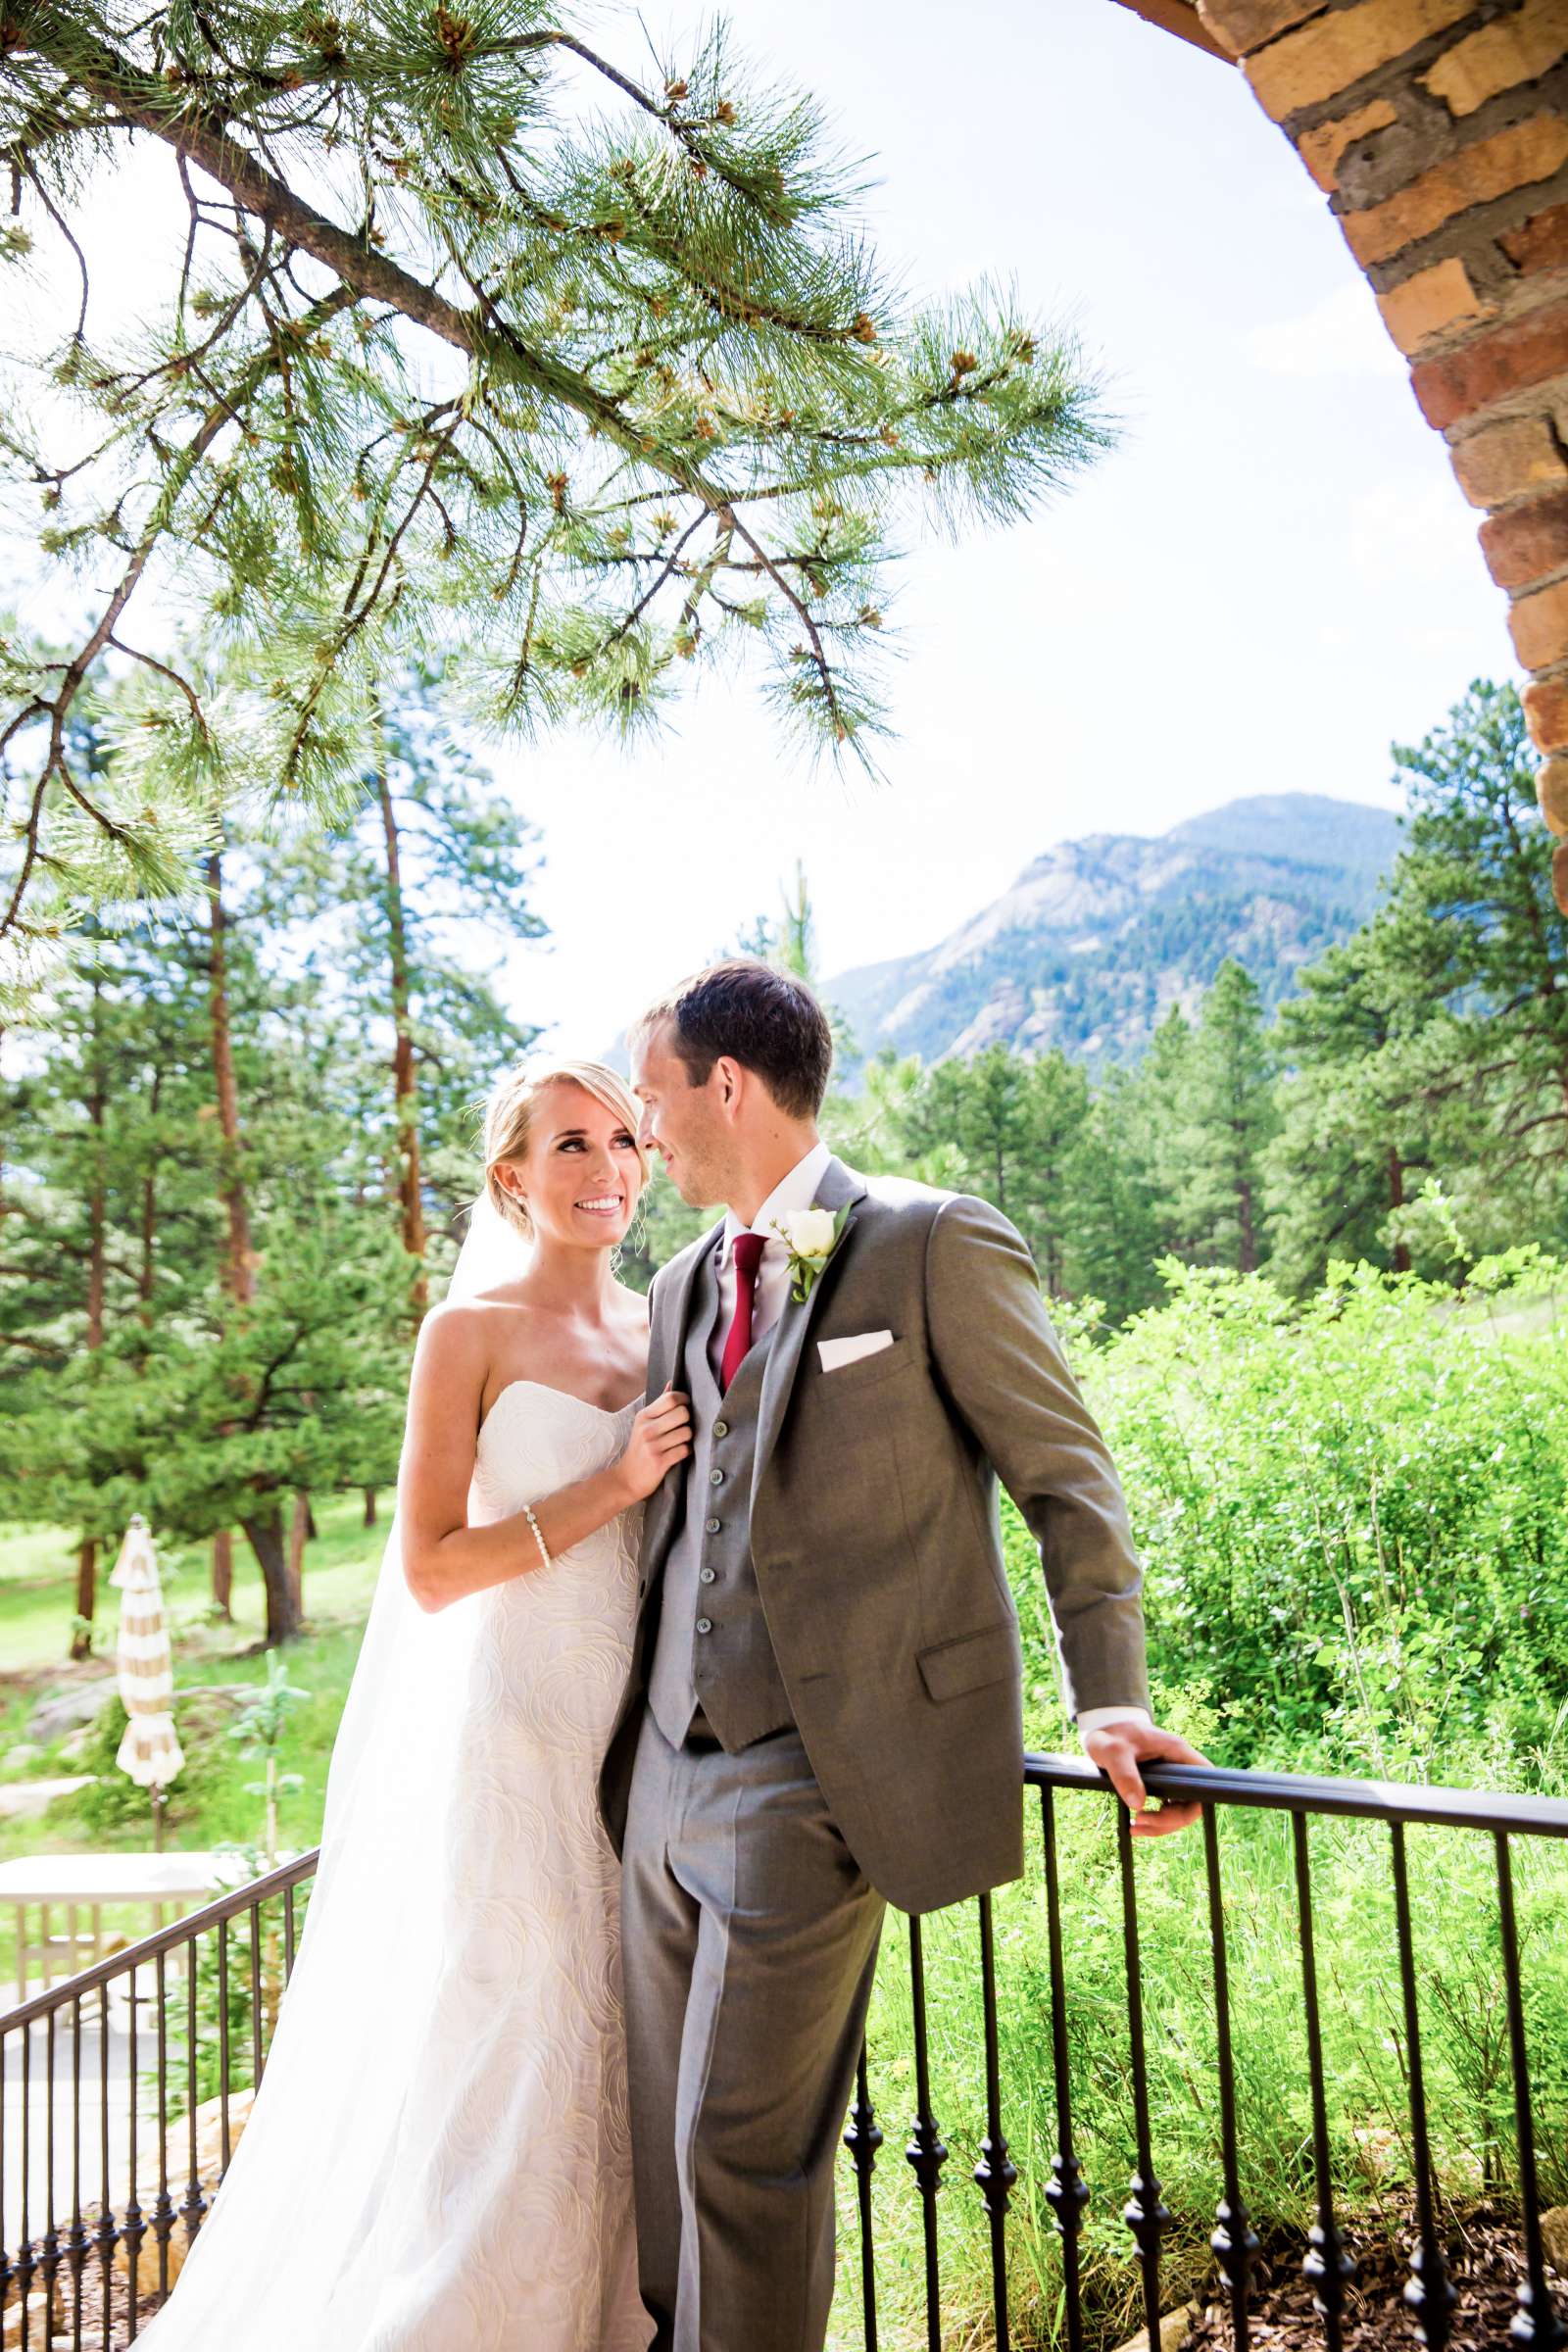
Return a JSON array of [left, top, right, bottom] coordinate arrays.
[[818, 1330, 894, 1373]]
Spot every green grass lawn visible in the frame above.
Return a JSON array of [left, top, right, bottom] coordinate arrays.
[[0, 1494, 387, 1870]]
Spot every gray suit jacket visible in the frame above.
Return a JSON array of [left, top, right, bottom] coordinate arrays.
[[598, 1155, 1151, 1915]]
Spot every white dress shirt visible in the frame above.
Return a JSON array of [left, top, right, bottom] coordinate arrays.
[[708, 1139, 1150, 1747]]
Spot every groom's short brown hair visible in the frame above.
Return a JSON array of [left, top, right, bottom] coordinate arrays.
[[633, 960, 833, 1118]]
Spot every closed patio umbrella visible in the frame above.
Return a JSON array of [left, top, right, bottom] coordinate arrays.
[[109, 1514, 183, 1845]]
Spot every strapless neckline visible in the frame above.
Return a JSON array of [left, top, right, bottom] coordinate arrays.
[[480, 1377, 641, 1436]]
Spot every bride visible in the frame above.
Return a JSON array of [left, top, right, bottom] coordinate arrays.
[[139, 1059, 691, 2350]]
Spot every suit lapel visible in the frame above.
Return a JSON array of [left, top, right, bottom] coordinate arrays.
[[752, 1155, 867, 1501], [641, 1222, 722, 1578]]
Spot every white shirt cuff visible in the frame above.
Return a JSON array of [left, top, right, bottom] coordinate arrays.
[[1076, 1705, 1152, 1745]]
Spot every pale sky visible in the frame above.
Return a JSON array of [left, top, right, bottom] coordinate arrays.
[[504, 0, 1514, 1050], [11, 0, 1517, 1053]]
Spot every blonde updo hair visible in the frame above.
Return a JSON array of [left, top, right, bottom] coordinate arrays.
[[482, 1059, 650, 1239]]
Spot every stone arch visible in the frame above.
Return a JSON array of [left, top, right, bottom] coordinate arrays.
[[1114, 0, 1568, 908]]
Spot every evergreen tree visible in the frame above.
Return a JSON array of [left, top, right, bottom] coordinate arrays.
[[289, 666, 545, 1306], [1265, 916, 1430, 1292], [1129, 1004, 1198, 1261], [1, 666, 537, 1644], [1378, 680, 1568, 1249], [858, 1043, 1092, 1297], [1261, 681, 1568, 1286], [1168, 961, 1276, 1273], [1, 4, 1110, 993], [2, 914, 230, 1642], [1063, 1070, 1162, 1325]]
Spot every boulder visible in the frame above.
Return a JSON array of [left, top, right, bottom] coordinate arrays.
[[1111, 2304, 1198, 2352], [3, 1742, 44, 1771], [0, 1775, 95, 1822], [1544, 2205, 1568, 2278], [2, 2288, 62, 2350], [27, 1684, 116, 1744]]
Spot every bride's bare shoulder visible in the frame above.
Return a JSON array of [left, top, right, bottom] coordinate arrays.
[[414, 1295, 527, 1376]]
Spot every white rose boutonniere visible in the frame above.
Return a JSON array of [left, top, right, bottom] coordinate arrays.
[[772, 1202, 851, 1305]]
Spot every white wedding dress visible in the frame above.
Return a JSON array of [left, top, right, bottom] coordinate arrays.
[[139, 1377, 654, 2351]]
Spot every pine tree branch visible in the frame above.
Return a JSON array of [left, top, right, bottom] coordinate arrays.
[[282, 419, 463, 779], [9, 7, 710, 490], [8, 2, 872, 746], [601, 508, 709, 646], [1, 278, 358, 949], [723, 505, 846, 738], [106, 633, 207, 726], [16, 147, 89, 339]]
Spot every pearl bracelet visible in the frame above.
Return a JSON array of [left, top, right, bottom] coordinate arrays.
[[522, 1504, 552, 1572]]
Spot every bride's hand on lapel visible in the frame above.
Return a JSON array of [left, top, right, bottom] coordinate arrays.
[[613, 1386, 693, 1504]]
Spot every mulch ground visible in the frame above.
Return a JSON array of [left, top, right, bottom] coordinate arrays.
[[1181, 2210, 1567, 2349], [19, 2207, 1568, 2349]]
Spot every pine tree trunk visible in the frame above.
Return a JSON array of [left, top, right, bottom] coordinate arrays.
[[208, 850, 255, 1306], [286, 1492, 310, 1620], [138, 1065, 163, 1343], [212, 1531, 233, 1617], [377, 765, 427, 1317], [1388, 1146, 1412, 1275], [85, 1075, 106, 1344], [209, 846, 259, 1628], [241, 1510, 301, 1643], [1237, 1174, 1257, 1275], [72, 1540, 97, 1661], [73, 976, 108, 1660], [363, 1488, 377, 1528]]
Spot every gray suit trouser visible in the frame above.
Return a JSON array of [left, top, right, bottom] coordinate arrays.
[[620, 1706, 886, 2352]]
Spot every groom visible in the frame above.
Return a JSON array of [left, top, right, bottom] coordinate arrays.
[[599, 958, 1202, 2352]]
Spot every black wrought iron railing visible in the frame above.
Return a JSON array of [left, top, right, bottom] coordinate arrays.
[[839, 1756, 1568, 2352], [3, 1758, 1566, 2352], [1, 1850, 317, 2350]]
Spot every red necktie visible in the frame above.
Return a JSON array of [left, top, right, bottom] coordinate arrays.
[[720, 1232, 766, 1393]]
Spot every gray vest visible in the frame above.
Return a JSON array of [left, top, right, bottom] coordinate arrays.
[[647, 1245, 795, 1752]]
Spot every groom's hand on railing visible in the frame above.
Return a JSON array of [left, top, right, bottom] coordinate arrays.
[[1080, 1721, 1208, 1838]]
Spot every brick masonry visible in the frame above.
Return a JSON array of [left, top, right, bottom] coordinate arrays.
[[1191, 0, 1568, 909]]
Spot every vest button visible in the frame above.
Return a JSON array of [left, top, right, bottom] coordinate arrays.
[[699, 1567, 715, 1585], [706, 1517, 721, 1535], [696, 1617, 712, 1635], [713, 1419, 729, 1439], [710, 1469, 724, 1487]]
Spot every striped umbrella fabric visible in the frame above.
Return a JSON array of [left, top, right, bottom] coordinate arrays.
[[109, 1516, 185, 1790]]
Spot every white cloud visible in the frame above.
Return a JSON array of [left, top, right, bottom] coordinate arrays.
[[1243, 281, 1407, 380]]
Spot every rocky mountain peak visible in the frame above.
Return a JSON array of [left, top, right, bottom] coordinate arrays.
[[827, 793, 1402, 1071]]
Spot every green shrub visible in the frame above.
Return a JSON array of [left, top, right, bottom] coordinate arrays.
[[1020, 1257, 1568, 1769], [72, 1691, 227, 1839]]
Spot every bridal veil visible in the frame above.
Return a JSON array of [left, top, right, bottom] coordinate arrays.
[[138, 1197, 532, 2346]]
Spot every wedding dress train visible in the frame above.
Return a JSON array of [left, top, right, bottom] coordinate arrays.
[[139, 1379, 653, 2352]]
